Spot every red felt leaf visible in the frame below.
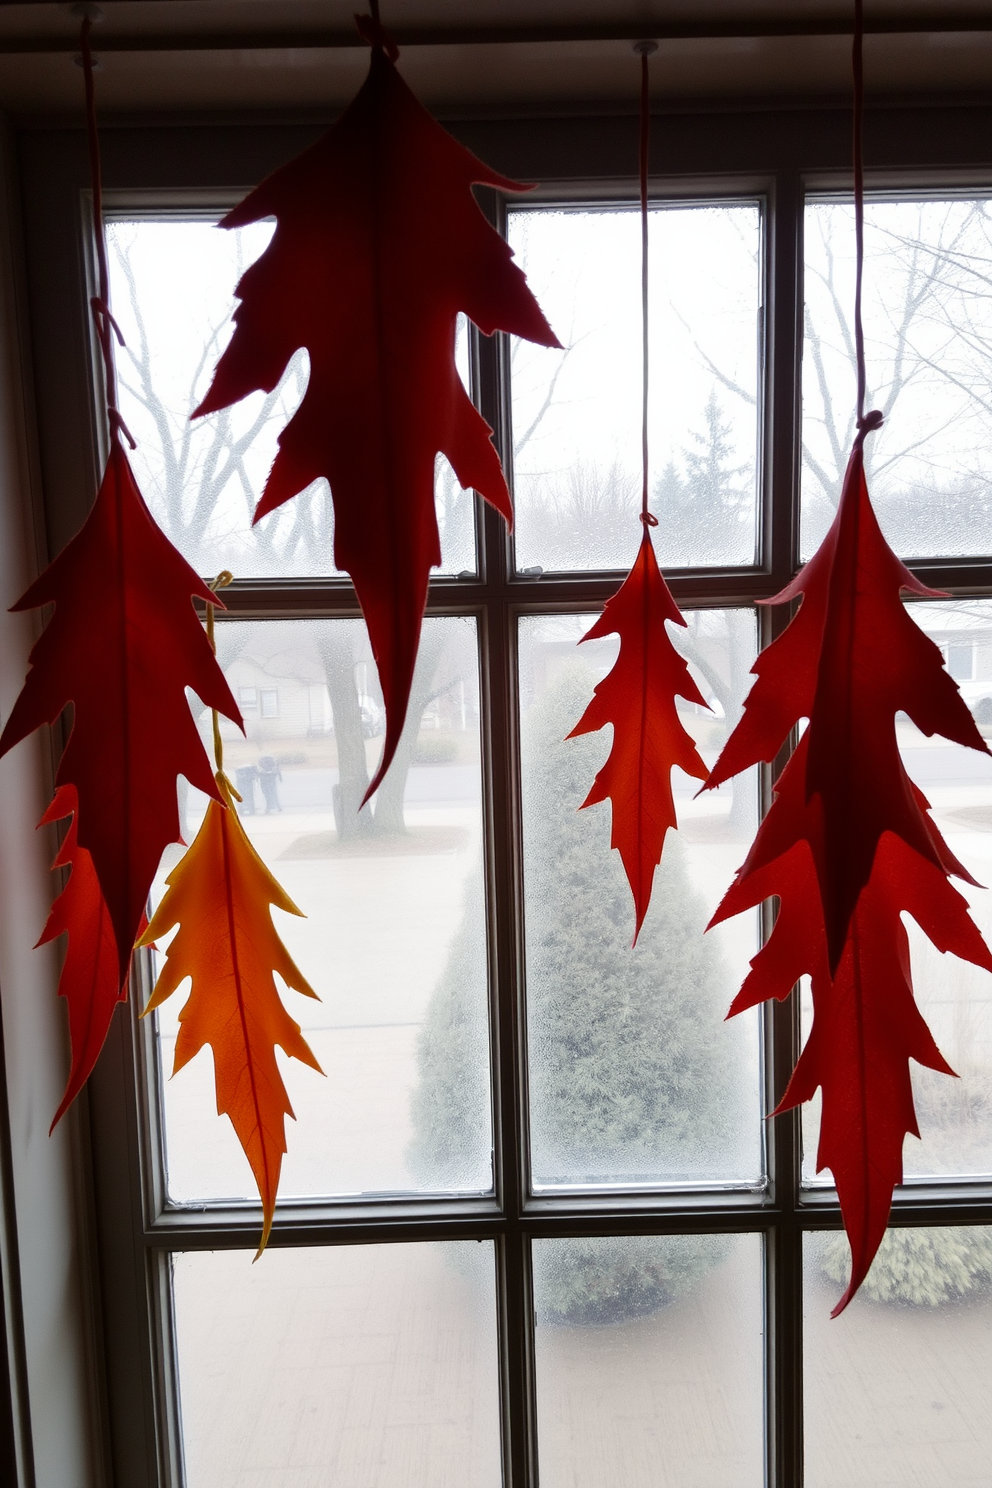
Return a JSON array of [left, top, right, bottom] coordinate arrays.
[[707, 443, 988, 970], [0, 438, 241, 980], [193, 45, 559, 797], [38, 786, 130, 1131], [568, 528, 709, 940], [706, 442, 992, 1309]]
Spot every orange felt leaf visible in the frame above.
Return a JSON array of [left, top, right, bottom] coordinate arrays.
[[193, 44, 559, 799], [139, 779, 322, 1253], [39, 786, 130, 1131], [568, 527, 709, 941]]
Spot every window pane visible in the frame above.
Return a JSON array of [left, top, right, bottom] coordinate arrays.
[[534, 1233, 763, 1486], [519, 612, 762, 1189], [804, 1227, 992, 1487], [802, 197, 992, 560], [802, 598, 992, 1184], [173, 1242, 501, 1488], [106, 219, 476, 579], [151, 616, 492, 1201], [508, 203, 761, 573]]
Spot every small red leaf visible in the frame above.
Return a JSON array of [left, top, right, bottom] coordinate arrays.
[[194, 46, 559, 798], [39, 786, 128, 1131], [568, 528, 709, 941], [0, 439, 242, 979]]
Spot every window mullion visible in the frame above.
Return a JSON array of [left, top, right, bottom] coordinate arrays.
[[766, 170, 804, 587]]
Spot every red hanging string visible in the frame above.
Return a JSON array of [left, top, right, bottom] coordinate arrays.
[[80, 13, 135, 448], [635, 41, 658, 528], [852, 0, 883, 444]]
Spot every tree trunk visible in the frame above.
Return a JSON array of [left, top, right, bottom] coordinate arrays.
[[316, 628, 373, 841], [371, 626, 448, 836]]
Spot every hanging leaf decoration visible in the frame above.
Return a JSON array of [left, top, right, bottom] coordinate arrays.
[[193, 41, 560, 798], [568, 45, 704, 939], [568, 527, 709, 941], [139, 775, 322, 1254], [39, 786, 131, 1131], [705, 443, 992, 1311], [0, 438, 242, 983]]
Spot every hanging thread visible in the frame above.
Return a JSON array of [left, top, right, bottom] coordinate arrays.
[[205, 571, 238, 792], [80, 14, 135, 449], [634, 41, 659, 528], [852, 0, 883, 443]]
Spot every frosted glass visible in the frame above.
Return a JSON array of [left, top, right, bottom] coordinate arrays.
[[805, 1228, 992, 1487], [508, 204, 761, 573], [534, 1233, 763, 1486], [150, 615, 492, 1202], [519, 611, 762, 1189], [173, 1242, 501, 1488], [802, 197, 992, 561], [106, 218, 476, 579]]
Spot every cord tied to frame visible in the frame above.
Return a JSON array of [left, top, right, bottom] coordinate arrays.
[[851, 0, 882, 449], [633, 40, 659, 528]]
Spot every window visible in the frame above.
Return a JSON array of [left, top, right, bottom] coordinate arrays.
[[238, 686, 258, 712], [13, 103, 992, 1488]]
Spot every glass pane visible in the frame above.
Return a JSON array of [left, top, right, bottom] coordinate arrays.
[[534, 1232, 763, 1486], [802, 197, 992, 560], [150, 616, 492, 1201], [519, 612, 762, 1189], [805, 1227, 992, 1487], [106, 218, 476, 579], [508, 203, 761, 572], [802, 598, 992, 1184], [173, 1242, 501, 1488]]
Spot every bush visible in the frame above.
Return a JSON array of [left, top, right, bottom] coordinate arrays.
[[410, 662, 743, 1322], [820, 1225, 992, 1307], [412, 733, 460, 765]]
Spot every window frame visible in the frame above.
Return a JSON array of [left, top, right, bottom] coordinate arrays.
[[12, 102, 992, 1488]]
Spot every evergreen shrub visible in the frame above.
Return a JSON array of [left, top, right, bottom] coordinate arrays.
[[411, 661, 746, 1323]]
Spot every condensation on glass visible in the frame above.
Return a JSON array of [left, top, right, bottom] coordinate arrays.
[[105, 218, 476, 579], [172, 1242, 501, 1488], [802, 597, 992, 1185], [802, 195, 992, 561], [533, 1233, 764, 1487], [803, 1227, 992, 1487], [507, 202, 762, 573], [149, 615, 492, 1202], [518, 612, 763, 1189]]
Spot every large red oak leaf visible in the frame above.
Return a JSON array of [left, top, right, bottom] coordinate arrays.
[[39, 786, 131, 1130], [0, 438, 241, 981], [705, 440, 988, 971], [568, 527, 709, 941], [710, 735, 992, 1312], [194, 44, 560, 799]]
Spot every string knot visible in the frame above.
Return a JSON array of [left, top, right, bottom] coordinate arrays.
[[640, 510, 658, 527], [355, 12, 399, 60], [109, 408, 136, 449], [857, 408, 884, 434], [90, 296, 125, 347]]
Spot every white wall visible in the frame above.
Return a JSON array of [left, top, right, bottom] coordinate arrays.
[[0, 119, 101, 1488]]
